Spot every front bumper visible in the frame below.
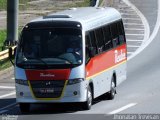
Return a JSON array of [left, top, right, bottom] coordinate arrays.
[[16, 80, 88, 103]]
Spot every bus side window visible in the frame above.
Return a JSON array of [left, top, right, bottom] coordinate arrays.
[[95, 28, 105, 53], [110, 23, 120, 47], [89, 31, 98, 54], [103, 25, 113, 51], [85, 34, 92, 63], [117, 21, 126, 44]]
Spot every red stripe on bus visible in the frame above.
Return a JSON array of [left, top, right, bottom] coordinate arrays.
[[25, 69, 71, 80], [86, 44, 127, 78]]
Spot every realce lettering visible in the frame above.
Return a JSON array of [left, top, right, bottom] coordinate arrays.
[[115, 50, 126, 63], [40, 73, 55, 77]]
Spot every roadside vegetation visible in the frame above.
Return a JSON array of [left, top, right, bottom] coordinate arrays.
[[0, 30, 6, 51], [0, 0, 7, 10], [0, 30, 11, 71], [0, 0, 32, 10]]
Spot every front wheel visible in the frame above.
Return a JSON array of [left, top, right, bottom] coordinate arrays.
[[82, 86, 92, 110]]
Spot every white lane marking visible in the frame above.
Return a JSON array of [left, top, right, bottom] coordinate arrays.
[[0, 103, 17, 111], [121, 13, 137, 16], [127, 52, 133, 54], [128, 0, 160, 60], [125, 28, 144, 31], [127, 45, 139, 48], [126, 34, 144, 36], [123, 0, 150, 60], [0, 92, 16, 99], [124, 23, 144, 26], [123, 18, 142, 20], [127, 39, 143, 42], [108, 103, 137, 114], [0, 86, 15, 89], [119, 7, 134, 10], [123, 16, 139, 19]]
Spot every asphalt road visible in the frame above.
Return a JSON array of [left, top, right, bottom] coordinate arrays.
[[0, 0, 160, 120], [130, 0, 158, 35]]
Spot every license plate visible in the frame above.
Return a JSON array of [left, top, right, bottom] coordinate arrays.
[[39, 88, 54, 94]]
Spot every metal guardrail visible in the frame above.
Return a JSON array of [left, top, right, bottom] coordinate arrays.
[[0, 46, 16, 60]]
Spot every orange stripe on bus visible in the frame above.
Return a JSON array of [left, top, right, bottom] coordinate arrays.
[[86, 44, 127, 79]]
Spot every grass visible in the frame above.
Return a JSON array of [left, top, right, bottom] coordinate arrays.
[[0, 0, 7, 10], [0, 30, 7, 51], [0, 0, 33, 10], [0, 30, 11, 71], [0, 29, 21, 71]]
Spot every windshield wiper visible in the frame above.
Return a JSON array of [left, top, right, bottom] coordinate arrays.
[[36, 57, 49, 67], [23, 57, 49, 68], [55, 57, 73, 64]]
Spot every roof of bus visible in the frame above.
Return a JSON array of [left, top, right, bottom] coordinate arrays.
[[30, 7, 122, 31]]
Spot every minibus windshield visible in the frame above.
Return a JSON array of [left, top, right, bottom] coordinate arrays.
[[16, 28, 82, 68]]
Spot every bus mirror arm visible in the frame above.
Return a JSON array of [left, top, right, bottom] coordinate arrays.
[[8, 47, 16, 66]]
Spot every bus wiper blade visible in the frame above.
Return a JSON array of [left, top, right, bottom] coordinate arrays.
[[35, 58, 49, 68], [55, 57, 73, 64], [25, 57, 49, 68]]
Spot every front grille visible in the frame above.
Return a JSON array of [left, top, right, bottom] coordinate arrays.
[[29, 80, 66, 98]]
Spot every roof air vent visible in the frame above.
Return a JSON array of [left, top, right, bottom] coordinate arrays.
[[43, 14, 72, 19], [69, 8, 77, 10], [96, 7, 105, 10]]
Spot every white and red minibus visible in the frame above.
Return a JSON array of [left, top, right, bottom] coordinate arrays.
[[13, 7, 127, 112]]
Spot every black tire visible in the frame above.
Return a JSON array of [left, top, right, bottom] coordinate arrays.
[[19, 103, 30, 113], [82, 86, 93, 110], [107, 77, 116, 100]]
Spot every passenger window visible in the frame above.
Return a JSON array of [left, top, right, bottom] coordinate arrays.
[[117, 21, 126, 44], [103, 26, 113, 50], [110, 23, 120, 47], [95, 28, 105, 53]]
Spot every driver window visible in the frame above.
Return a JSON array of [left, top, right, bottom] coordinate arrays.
[[85, 34, 91, 63]]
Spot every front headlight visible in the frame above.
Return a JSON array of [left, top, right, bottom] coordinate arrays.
[[16, 79, 29, 86], [67, 78, 84, 85]]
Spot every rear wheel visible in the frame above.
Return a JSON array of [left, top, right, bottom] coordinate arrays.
[[107, 77, 116, 100], [19, 103, 30, 113], [82, 86, 92, 110]]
